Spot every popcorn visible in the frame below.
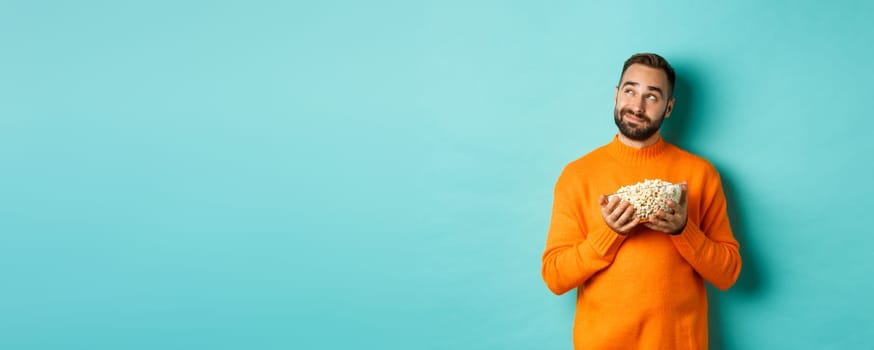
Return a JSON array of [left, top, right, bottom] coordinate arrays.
[[608, 179, 682, 221]]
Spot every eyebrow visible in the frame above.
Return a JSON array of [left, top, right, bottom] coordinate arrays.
[[621, 81, 664, 96]]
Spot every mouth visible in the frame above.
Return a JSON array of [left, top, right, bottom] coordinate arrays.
[[624, 113, 647, 124]]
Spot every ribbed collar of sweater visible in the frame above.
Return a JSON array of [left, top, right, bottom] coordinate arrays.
[[605, 134, 671, 164]]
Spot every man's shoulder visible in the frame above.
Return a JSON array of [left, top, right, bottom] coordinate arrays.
[[667, 143, 720, 174], [563, 143, 613, 172], [552, 145, 609, 188]]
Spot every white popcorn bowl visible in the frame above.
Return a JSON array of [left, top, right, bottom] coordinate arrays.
[[607, 182, 683, 222]]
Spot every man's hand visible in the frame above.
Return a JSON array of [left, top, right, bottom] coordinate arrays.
[[599, 195, 640, 235], [644, 182, 688, 235]]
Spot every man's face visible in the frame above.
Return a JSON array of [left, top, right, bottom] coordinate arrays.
[[613, 64, 675, 141]]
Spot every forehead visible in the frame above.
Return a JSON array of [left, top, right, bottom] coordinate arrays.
[[620, 64, 670, 89]]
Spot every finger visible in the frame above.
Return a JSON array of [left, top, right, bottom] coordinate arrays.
[[600, 197, 616, 218], [603, 196, 618, 212], [650, 212, 674, 227], [646, 218, 671, 233], [616, 202, 636, 224], [600, 198, 612, 217], [599, 194, 607, 207], [610, 201, 629, 221], [648, 214, 666, 226], [620, 217, 641, 232], [609, 196, 621, 210], [665, 200, 686, 221]]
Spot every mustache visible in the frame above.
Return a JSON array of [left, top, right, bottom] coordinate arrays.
[[620, 108, 651, 123]]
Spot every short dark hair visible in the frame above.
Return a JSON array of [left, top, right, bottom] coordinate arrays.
[[620, 53, 675, 97]]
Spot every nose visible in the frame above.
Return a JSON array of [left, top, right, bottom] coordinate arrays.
[[629, 96, 645, 113]]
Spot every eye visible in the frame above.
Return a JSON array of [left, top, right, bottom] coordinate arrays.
[[624, 89, 634, 95], [646, 94, 658, 101]]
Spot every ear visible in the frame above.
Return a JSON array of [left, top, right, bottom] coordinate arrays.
[[614, 86, 619, 103], [664, 97, 675, 118]]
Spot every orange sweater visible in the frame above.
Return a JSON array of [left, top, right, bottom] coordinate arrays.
[[542, 135, 741, 350]]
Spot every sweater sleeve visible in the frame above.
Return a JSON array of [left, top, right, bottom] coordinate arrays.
[[541, 167, 627, 295], [670, 171, 742, 290]]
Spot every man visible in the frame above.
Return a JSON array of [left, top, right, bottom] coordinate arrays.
[[541, 53, 742, 349]]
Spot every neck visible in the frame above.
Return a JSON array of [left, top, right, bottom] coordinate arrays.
[[617, 132, 661, 149]]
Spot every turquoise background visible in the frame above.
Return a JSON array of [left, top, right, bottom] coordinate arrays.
[[2, 1, 873, 349]]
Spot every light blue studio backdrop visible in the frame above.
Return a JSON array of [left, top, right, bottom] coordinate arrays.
[[2, 1, 873, 349]]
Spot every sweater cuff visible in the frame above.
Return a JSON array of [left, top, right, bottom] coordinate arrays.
[[584, 226, 628, 259], [669, 223, 707, 260]]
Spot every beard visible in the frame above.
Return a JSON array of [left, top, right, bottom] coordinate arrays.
[[613, 106, 665, 141]]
